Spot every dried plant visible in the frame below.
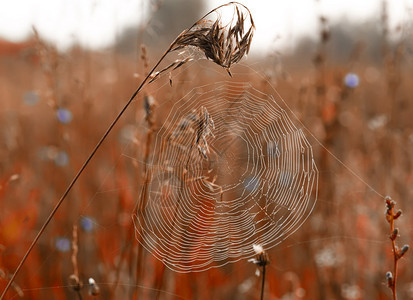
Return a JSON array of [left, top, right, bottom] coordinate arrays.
[[170, 2, 254, 75], [385, 196, 409, 300], [0, 2, 254, 298], [249, 244, 270, 300], [149, 1, 255, 81], [69, 225, 83, 300]]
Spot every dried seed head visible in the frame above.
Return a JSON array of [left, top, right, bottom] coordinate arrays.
[[390, 228, 399, 241], [398, 244, 409, 258], [144, 94, 156, 121], [385, 196, 395, 209], [393, 209, 402, 219], [386, 271, 393, 287], [253, 244, 264, 255], [171, 2, 255, 73], [249, 244, 270, 268], [140, 44, 149, 70], [88, 277, 100, 296], [147, 2, 254, 84]]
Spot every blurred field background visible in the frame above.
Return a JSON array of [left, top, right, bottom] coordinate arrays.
[[1, 0, 413, 299]]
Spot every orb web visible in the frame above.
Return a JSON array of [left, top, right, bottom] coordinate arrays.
[[133, 81, 318, 272]]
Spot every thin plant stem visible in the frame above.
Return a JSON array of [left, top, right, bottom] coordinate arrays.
[[1, 3, 255, 297], [385, 197, 409, 300], [260, 264, 266, 300], [76, 289, 83, 300], [0, 47, 171, 300], [250, 245, 269, 300], [390, 218, 397, 300], [387, 198, 398, 300], [134, 95, 156, 298], [70, 225, 83, 300]]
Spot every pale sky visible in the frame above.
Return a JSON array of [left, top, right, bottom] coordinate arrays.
[[0, 0, 412, 53]]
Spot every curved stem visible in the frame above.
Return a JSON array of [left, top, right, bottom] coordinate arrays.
[[0, 47, 171, 300], [1, 2, 254, 297]]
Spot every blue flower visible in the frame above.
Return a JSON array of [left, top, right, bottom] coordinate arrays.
[[80, 216, 94, 232], [344, 73, 359, 88], [54, 151, 69, 167], [56, 108, 73, 124], [244, 176, 260, 192], [55, 237, 71, 252], [23, 91, 39, 106]]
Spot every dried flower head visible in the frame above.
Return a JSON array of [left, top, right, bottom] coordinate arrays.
[[386, 271, 393, 287], [170, 2, 255, 75], [398, 244, 409, 258], [253, 244, 264, 255], [88, 277, 100, 296], [248, 244, 270, 268], [146, 2, 255, 84]]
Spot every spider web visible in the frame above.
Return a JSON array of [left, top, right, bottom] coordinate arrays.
[[133, 81, 318, 272]]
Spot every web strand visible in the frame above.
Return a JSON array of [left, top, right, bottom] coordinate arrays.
[[258, 71, 386, 200], [133, 81, 318, 272]]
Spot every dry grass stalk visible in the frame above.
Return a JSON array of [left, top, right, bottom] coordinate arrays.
[[0, 2, 254, 298], [385, 196, 409, 300], [0, 2, 255, 299], [69, 225, 83, 300], [150, 1, 255, 80], [171, 3, 254, 75], [140, 44, 149, 75], [0, 270, 23, 298], [32, 26, 60, 110], [249, 244, 270, 300]]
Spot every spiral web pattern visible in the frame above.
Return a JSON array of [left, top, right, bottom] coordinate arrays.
[[134, 81, 318, 272]]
